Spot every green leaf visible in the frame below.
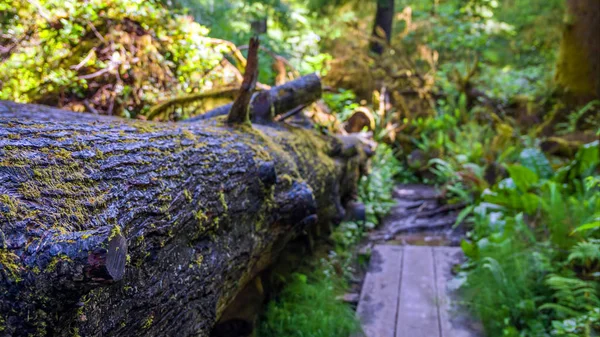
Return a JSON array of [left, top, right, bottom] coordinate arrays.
[[519, 148, 553, 179], [555, 141, 600, 183], [506, 164, 539, 192], [574, 141, 599, 176], [571, 221, 600, 234], [293, 273, 308, 284], [484, 190, 541, 214], [454, 205, 474, 228], [520, 193, 542, 215], [460, 239, 476, 258]]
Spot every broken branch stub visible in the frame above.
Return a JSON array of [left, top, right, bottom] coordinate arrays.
[[227, 36, 260, 125]]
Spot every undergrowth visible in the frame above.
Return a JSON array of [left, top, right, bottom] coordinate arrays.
[[257, 271, 360, 337], [343, 76, 600, 336], [454, 142, 599, 336]]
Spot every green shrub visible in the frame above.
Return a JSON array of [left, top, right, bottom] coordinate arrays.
[[460, 142, 600, 337], [358, 144, 402, 228], [257, 272, 361, 337], [460, 235, 550, 335], [0, 0, 226, 118]]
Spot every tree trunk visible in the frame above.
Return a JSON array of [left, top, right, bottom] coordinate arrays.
[[0, 100, 364, 336], [555, 0, 600, 103], [370, 0, 395, 55]]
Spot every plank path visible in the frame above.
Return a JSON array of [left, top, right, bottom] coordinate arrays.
[[356, 245, 484, 337]]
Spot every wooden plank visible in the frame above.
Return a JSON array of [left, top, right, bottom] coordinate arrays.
[[396, 246, 440, 337], [433, 247, 485, 337], [356, 245, 403, 337]]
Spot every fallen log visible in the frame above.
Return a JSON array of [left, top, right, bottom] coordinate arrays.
[[185, 73, 322, 123], [0, 100, 364, 336]]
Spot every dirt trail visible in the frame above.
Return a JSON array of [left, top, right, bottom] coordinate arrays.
[[370, 184, 468, 246]]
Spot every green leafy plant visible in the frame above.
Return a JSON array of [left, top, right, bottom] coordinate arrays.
[[540, 275, 600, 318], [556, 100, 600, 135], [460, 233, 549, 335], [358, 144, 401, 229], [554, 141, 600, 184], [519, 148, 554, 179], [551, 308, 600, 337], [322, 89, 359, 122], [460, 140, 600, 337], [259, 142, 400, 337], [0, 0, 229, 118], [257, 271, 361, 337]]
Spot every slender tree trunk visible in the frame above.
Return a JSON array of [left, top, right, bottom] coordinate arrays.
[[370, 0, 395, 55], [555, 0, 600, 103]]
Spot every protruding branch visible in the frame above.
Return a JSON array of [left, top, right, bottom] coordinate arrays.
[[227, 36, 260, 125], [186, 73, 322, 123]]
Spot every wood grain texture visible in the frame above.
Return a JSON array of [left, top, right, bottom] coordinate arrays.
[[356, 245, 403, 337], [358, 245, 483, 337], [434, 247, 484, 337], [396, 246, 440, 337]]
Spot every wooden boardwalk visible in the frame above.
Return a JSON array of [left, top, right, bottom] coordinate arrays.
[[356, 245, 484, 337]]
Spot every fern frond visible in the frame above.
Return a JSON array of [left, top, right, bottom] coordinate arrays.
[[539, 303, 582, 318], [568, 240, 600, 266], [542, 274, 600, 317]]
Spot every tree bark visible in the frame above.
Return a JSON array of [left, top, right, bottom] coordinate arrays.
[[370, 0, 395, 55], [0, 100, 364, 336], [555, 0, 600, 103]]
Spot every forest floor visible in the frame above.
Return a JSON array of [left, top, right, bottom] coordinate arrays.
[[352, 184, 485, 337]]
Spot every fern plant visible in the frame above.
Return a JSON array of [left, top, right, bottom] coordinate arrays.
[[540, 275, 600, 319], [555, 100, 600, 135], [461, 140, 600, 337], [568, 240, 600, 275], [258, 272, 361, 337]]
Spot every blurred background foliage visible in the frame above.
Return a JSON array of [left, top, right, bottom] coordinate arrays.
[[0, 0, 570, 120], [0, 0, 238, 118], [1, 0, 599, 335]]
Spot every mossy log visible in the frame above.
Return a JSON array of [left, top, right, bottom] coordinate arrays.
[[0, 100, 364, 336]]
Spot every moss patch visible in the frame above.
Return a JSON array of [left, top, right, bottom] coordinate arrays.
[[0, 194, 19, 217], [0, 249, 21, 280], [142, 314, 154, 329]]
